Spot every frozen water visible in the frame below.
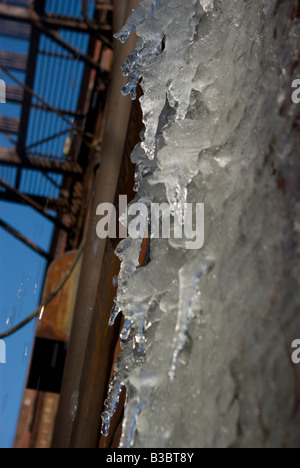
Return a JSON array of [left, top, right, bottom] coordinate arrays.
[[199, 0, 214, 12], [102, 0, 300, 448]]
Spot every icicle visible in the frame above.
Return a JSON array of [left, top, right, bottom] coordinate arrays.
[[119, 398, 147, 448], [169, 256, 214, 381], [106, 0, 212, 444], [114, 7, 146, 44], [100, 342, 134, 438], [108, 303, 122, 327], [0, 68, 5, 103], [0, 80, 6, 104], [120, 318, 133, 341], [101, 379, 124, 436]]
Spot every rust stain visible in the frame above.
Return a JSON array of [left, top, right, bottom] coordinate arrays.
[[37, 251, 82, 342]]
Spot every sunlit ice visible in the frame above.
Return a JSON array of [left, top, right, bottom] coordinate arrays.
[[96, 195, 205, 250]]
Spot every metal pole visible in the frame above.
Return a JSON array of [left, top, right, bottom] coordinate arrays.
[[52, 0, 139, 448]]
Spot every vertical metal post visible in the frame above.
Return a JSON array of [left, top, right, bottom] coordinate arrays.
[[52, 0, 139, 448]]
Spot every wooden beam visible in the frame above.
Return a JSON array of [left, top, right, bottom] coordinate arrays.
[[0, 148, 83, 175]]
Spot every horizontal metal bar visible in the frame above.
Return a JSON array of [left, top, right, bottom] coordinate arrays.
[[0, 19, 31, 39], [0, 50, 28, 71], [5, 84, 24, 103], [38, 50, 75, 60], [43, 13, 112, 32], [0, 148, 83, 175], [0, 5, 112, 32], [36, 25, 102, 70], [0, 218, 51, 260], [96, 0, 114, 11], [30, 103, 87, 118], [0, 191, 69, 212], [0, 117, 20, 134]]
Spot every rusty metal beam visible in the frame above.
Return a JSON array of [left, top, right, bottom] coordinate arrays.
[[42, 14, 112, 32], [52, 0, 139, 449], [35, 24, 102, 70], [0, 218, 51, 260], [0, 192, 69, 212], [5, 85, 24, 104], [0, 51, 28, 71], [15, 0, 45, 194], [0, 148, 83, 175], [16, 22, 41, 157], [96, 0, 114, 11], [5, 83, 86, 117], [0, 4, 112, 32], [30, 104, 87, 118], [0, 19, 31, 39], [38, 50, 74, 60], [0, 177, 70, 232], [0, 117, 20, 134]]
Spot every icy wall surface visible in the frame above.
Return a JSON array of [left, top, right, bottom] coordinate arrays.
[[102, 0, 300, 448]]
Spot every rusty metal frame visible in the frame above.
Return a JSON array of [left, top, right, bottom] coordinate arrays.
[[0, 3, 112, 34], [52, 0, 140, 448], [0, 0, 112, 261]]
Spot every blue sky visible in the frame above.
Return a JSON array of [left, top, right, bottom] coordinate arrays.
[[0, 26, 49, 449], [0, 205, 53, 448]]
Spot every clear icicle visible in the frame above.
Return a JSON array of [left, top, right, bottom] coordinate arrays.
[[114, 7, 146, 43], [169, 256, 214, 381], [101, 378, 124, 436], [119, 398, 147, 448], [108, 303, 122, 327]]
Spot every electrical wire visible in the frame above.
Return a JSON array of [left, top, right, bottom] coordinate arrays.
[[0, 237, 86, 340]]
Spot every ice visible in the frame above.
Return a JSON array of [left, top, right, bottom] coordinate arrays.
[[119, 398, 147, 448], [102, 0, 300, 448], [199, 0, 214, 12], [101, 379, 124, 437], [169, 254, 214, 381]]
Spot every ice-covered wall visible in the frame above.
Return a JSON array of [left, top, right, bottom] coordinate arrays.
[[102, 0, 300, 448]]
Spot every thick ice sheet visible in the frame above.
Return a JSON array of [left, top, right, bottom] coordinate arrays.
[[102, 0, 300, 448]]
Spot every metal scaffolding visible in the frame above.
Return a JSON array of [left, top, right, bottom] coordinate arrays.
[[0, 0, 113, 260]]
